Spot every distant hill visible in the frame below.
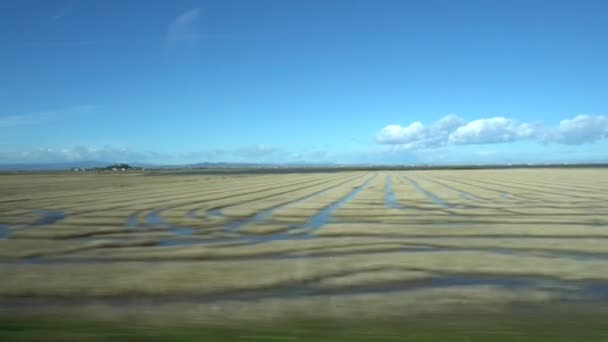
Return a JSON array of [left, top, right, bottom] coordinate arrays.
[[1, 161, 607, 172], [0, 161, 340, 171], [0, 161, 157, 171], [0, 161, 110, 171]]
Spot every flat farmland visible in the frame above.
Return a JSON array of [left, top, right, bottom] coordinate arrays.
[[2, 168, 608, 325]]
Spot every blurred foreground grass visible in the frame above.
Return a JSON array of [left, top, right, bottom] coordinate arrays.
[[2, 312, 608, 341]]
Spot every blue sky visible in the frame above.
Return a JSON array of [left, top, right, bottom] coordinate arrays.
[[1, 0, 607, 165]]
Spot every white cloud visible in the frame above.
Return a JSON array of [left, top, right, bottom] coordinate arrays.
[[435, 114, 467, 133], [1, 144, 304, 164], [0, 144, 373, 165], [376, 114, 466, 150], [166, 8, 202, 44], [448, 117, 537, 145], [0, 145, 149, 164], [547, 115, 608, 145], [377, 114, 608, 150], [376, 122, 426, 145]]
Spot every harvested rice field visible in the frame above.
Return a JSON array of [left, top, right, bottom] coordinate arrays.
[[2, 168, 608, 328]]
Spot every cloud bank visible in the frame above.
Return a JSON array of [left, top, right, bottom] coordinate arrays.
[[0, 146, 152, 164], [548, 115, 608, 145], [0, 144, 336, 165], [377, 114, 608, 150]]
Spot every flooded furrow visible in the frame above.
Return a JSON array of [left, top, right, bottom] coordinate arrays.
[[384, 176, 403, 209], [145, 210, 167, 227], [127, 210, 198, 242], [32, 210, 66, 226], [171, 227, 195, 236], [126, 211, 139, 229], [401, 176, 452, 207], [206, 208, 225, 218], [451, 176, 600, 202], [303, 175, 376, 233], [184, 175, 346, 216], [420, 176, 480, 201], [174, 175, 378, 246], [7, 242, 608, 265], [140, 175, 369, 246], [186, 209, 198, 219], [7, 272, 606, 306], [0, 210, 66, 239], [437, 176, 517, 201], [221, 174, 365, 233], [211, 273, 608, 304], [0, 224, 9, 239]]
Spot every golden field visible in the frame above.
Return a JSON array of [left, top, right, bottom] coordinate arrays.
[[1, 168, 608, 323]]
